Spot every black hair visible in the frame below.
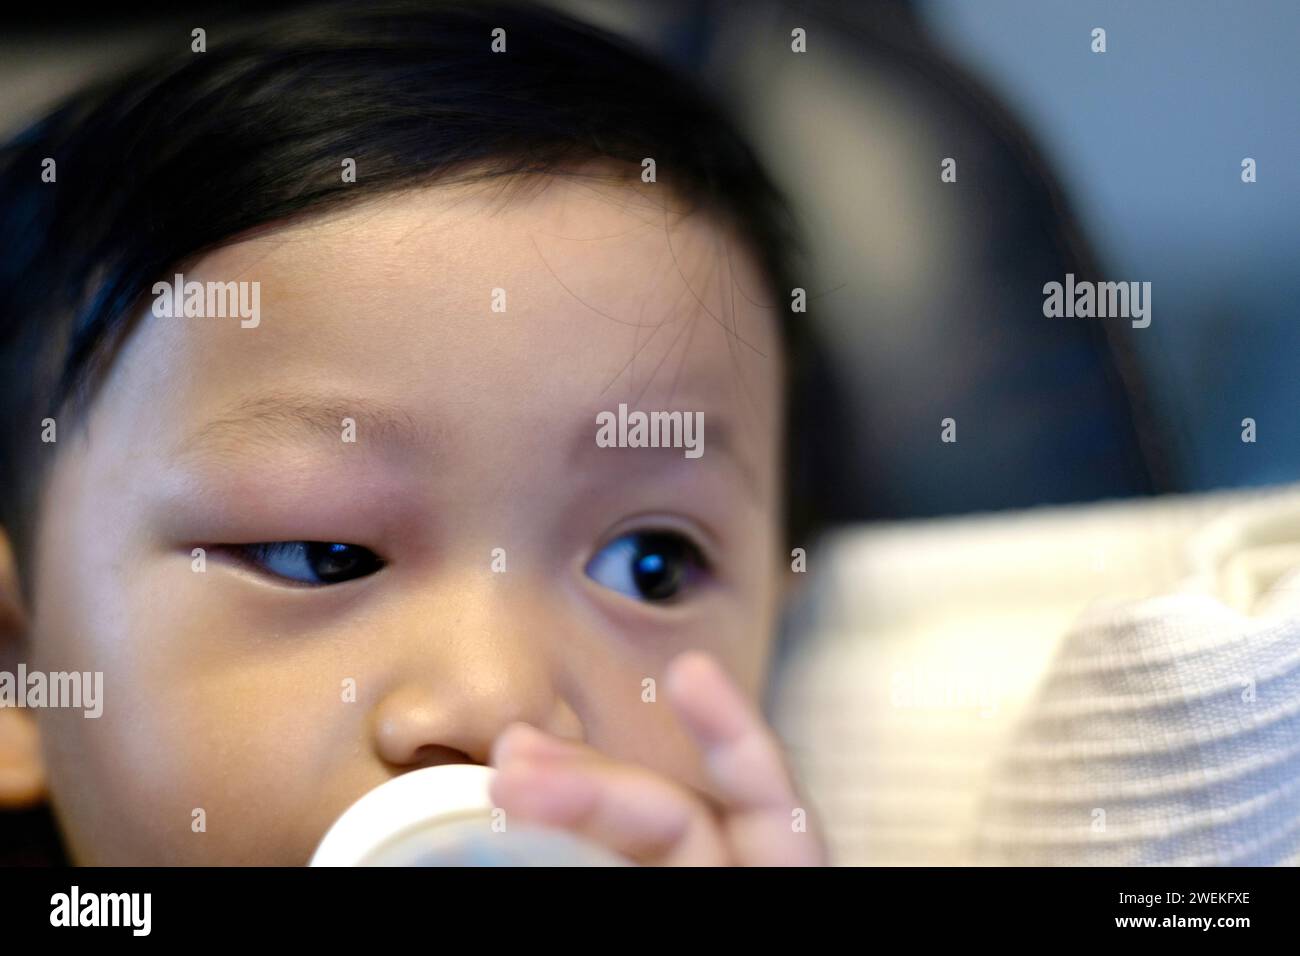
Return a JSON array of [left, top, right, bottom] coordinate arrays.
[[0, 0, 822, 596]]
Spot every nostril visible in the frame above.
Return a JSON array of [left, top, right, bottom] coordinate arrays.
[[402, 743, 475, 771]]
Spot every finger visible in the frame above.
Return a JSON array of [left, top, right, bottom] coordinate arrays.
[[665, 651, 795, 810], [665, 651, 825, 865], [490, 721, 594, 767], [490, 750, 730, 866]]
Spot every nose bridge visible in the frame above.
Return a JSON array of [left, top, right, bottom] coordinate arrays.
[[369, 569, 580, 766]]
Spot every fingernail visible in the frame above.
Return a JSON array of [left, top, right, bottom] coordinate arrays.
[[491, 759, 594, 825]]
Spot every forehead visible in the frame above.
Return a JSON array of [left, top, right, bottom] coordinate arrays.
[[102, 174, 784, 486]]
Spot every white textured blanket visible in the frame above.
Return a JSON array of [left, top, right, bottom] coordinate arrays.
[[769, 484, 1300, 866]]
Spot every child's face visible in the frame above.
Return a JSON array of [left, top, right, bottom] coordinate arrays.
[[17, 175, 785, 863]]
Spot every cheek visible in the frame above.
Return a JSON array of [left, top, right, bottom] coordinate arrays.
[[34, 600, 358, 864], [29, 483, 348, 863], [732, 548, 783, 695], [572, 592, 778, 795], [575, 659, 708, 790]]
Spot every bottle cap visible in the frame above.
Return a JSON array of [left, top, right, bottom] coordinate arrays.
[[310, 764, 495, 866], [310, 763, 629, 866]]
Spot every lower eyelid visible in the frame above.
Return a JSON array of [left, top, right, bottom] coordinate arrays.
[[200, 543, 331, 588]]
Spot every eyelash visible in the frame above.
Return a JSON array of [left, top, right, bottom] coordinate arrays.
[[222, 527, 713, 602], [230, 541, 385, 587]]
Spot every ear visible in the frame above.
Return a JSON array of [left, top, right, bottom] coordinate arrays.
[[0, 529, 45, 808]]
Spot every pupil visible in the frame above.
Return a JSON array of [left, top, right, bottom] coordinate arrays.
[[308, 542, 363, 583], [632, 534, 685, 600]]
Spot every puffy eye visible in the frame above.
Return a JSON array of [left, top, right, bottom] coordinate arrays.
[[237, 541, 384, 586], [584, 531, 707, 603]]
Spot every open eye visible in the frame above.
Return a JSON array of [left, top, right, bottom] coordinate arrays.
[[584, 530, 708, 603], [236, 541, 384, 586]]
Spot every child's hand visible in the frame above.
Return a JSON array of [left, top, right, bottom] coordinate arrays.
[[488, 651, 827, 866]]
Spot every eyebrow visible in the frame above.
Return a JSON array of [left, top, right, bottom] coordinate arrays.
[[176, 393, 765, 503], [574, 409, 764, 504], [175, 394, 432, 463]]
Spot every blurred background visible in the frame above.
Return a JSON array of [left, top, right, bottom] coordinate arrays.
[[4, 0, 1299, 870], [3, 0, 1297, 521]]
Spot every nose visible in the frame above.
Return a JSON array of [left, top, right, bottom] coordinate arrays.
[[368, 583, 584, 768]]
